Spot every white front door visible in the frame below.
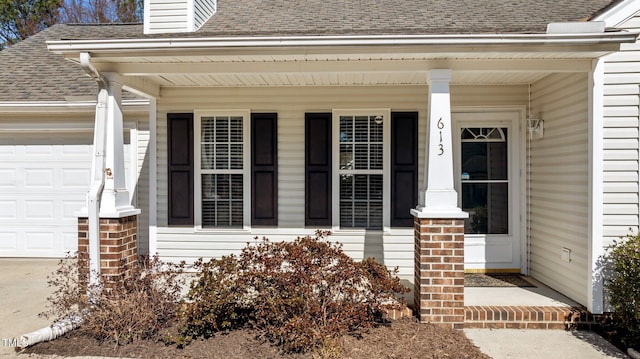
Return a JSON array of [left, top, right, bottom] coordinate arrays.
[[453, 110, 524, 272]]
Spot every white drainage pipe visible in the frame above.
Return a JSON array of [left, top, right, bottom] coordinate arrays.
[[19, 316, 83, 348]]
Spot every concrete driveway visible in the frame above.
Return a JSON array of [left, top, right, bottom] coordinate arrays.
[[0, 259, 59, 358]]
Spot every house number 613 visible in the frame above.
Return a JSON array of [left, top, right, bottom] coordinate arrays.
[[437, 117, 445, 156]]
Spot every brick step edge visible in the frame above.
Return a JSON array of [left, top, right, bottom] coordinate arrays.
[[380, 305, 608, 326], [465, 322, 569, 329], [464, 306, 606, 330], [382, 306, 414, 320]]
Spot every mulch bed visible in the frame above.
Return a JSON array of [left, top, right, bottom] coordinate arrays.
[[20, 317, 490, 359]]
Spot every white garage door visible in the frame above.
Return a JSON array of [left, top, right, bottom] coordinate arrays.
[[0, 132, 132, 257]]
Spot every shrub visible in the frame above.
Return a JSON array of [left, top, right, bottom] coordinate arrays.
[[42, 254, 92, 322], [174, 230, 409, 353], [605, 232, 640, 349], [171, 255, 250, 346], [42, 255, 186, 345]]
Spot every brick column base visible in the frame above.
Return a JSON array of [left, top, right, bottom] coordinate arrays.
[[414, 217, 465, 329], [78, 215, 139, 286]]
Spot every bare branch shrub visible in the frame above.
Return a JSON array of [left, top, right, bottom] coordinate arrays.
[[41, 253, 91, 322], [173, 231, 409, 354], [42, 254, 186, 345]]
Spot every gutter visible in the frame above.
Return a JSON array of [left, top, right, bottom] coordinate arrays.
[[0, 100, 149, 113], [80, 52, 108, 289], [47, 31, 639, 54]]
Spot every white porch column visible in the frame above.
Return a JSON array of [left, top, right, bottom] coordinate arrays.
[[101, 72, 139, 217], [411, 70, 467, 327], [412, 69, 466, 218]]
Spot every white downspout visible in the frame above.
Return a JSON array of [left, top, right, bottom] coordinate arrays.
[[80, 52, 108, 288], [17, 54, 108, 349]]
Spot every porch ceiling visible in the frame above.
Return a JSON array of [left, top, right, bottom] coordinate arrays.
[[84, 52, 602, 88], [49, 30, 639, 90], [143, 71, 549, 87]]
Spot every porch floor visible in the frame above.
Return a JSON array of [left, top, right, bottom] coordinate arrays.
[[463, 277, 593, 329]]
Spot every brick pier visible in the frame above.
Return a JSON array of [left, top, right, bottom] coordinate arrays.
[[414, 217, 465, 328], [78, 215, 139, 285]]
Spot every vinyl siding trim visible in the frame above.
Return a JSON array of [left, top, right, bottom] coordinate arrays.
[[588, 58, 605, 314]]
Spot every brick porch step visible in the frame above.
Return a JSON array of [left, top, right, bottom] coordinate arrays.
[[464, 305, 594, 329]]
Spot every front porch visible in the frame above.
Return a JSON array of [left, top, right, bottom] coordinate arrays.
[[464, 276, 596, 329], [388, 274, 599, 329]]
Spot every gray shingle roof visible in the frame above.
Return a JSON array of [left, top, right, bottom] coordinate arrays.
[[0, 0, 621, 102], [0, 24, 142, 102], [197, 0, 619, 36]]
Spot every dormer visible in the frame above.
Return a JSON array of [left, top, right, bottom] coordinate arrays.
[[144, 0, 217, 34]]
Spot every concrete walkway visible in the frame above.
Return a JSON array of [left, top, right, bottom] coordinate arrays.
[[0, 259, 630, 358], [464, 277, 628, 358], [465, 328, 628, 359]]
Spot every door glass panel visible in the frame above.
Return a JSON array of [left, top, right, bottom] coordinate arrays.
[[461, 127, 508, 234], [461, 142, 508, 180], [462, 183, 508, 234]]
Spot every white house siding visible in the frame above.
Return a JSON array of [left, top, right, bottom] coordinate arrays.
[[601, 12, 640, 248], [155, 85, 528, 280], [193, 0, 216, 30], [529, 73, 590, 306], [146, 0, 190, 34]]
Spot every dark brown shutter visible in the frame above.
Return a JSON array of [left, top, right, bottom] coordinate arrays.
[[251, 113, 278, 226], [305, 113, 332, 226], [391, 112, 418, 227], [167, 113, 194, 226]]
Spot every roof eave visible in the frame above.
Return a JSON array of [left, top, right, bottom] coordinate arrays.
[[0, 99, 150, 113], [47, 32, 639, 57]]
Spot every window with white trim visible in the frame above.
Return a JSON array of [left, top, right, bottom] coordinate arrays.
[[195, 111, 250, 228], [333, 110, 390, 230]]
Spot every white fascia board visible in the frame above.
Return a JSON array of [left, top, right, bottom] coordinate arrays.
[[592, 0, 640, 28], [47, 32, 639, 55], [0, 99, 150, 113]]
